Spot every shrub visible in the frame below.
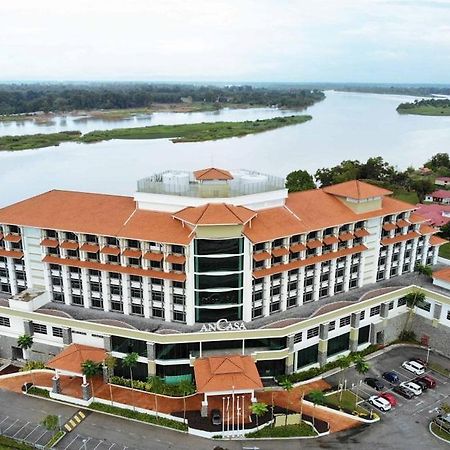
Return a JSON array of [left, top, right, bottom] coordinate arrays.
[[109, 376, 195, 397], [398, 330, 417, 342], [42, 414, 58, 430], [27, 387, 50, 398], [89, 403, 187, 431], [20, 360, 46, 371]]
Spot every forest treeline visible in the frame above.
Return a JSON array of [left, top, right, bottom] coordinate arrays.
[[397, 98, 450, 111], [0, 83, 325, 115]]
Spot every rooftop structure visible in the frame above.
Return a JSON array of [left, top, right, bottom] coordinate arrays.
[[415, 203, 450, 227], [425, 190, 450, 205]]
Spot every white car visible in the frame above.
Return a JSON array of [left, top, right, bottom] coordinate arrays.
[[368, 395, 392, 412], [402, 360, 425, 375], [400, 381, 422, 396]]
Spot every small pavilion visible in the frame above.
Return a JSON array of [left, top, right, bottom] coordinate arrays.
[[46, 344, 106, 403], [194, 354, 263, 427]]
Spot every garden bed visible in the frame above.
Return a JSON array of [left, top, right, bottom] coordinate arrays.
[[246, 422, 317, 438]]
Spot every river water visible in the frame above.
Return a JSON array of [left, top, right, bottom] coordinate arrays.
[[1, 90, 449, 207]]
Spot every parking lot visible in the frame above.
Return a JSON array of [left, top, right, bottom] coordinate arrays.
[[0, 413, 55, 448], [325, 346, 450, 449], [57, 432, 139, 450]]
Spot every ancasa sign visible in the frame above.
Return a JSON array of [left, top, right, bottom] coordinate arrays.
[[200, 318, 247, 333]]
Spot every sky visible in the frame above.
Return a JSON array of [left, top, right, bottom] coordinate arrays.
[[1, 0, 450, 83]]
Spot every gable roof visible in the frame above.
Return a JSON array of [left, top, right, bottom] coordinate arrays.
[[430, 190, 450, 199], [193, 167, 233, 181], [414, 203, 450, 227], [46, 344, 106, 374], [433, 267, 450, 284], [194, 355, 263, 393], [322, 180, 392, 200], [173, 203, 256, 226]]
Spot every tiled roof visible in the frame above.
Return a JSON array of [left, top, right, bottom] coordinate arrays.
[[322, 180, 392, 199], [193, 167, 233, 181], [46, 344, 106, 374], [430, 190, 450, 199], [433, 267, 450, 283], [429, 235, 448, 246], [414, 204, 450, 227], [436, 176, 450, 182], [174, 203, 256, 226], [419, 224, 439, 235], [381, 231, 420, 246], [194, 355, 263, 393], [0, 249, 23, 259]]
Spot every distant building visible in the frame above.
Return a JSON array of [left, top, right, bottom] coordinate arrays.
[[415, 203, 450, 227], [419, 167, 432, 175], [424, 190, 450, 205], [435, 176, 450, 187]]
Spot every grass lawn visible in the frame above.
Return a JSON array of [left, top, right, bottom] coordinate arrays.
[[431, 422, 450, 441], [0, 435, 33, 449], [324, 390, 368, 414], [246, 422, 317, 438], [397, 106, 450, 116], [392, 190, 419, 204], [429, 362, 450, 378], [439, 242, 450, 260]]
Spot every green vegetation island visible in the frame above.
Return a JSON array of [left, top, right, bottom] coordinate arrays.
[[0, 83, 325, 121], [397, 98, 450, 116], [0, 115, 312, 151]]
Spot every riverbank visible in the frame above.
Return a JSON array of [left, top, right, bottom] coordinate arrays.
[[0, 115, 311, 151], [397, 99, 450, 116]]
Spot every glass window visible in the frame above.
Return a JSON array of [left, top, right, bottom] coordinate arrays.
[[195, 306, 242, 322], [195, 256, 242, 273], [195, 289, 242, 306], [195, 238, 242, 255], [195, 273, 242, 290]]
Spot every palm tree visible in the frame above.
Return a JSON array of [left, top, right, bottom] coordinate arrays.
[[403, 290, 427, 333], [337, 356, 351, 398], [81, 360, 102, 401], [123, 352, 139, 411], [414, 263, 433, 278], [250, 402, 268, 427], [279, 378, 294, 425], [353, 354, 370, 410], [308, 389, 326, 428], [17, 334, 33, 360], [104, 354, 116, 405], [178, 379, 195, 424]]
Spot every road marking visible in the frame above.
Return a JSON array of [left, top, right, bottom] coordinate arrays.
[[4, 418, 19, 433], [0, 416, 9, 427], [79, 411, 86, 419], [93, 440, 104, 450], [63, 434, 80, 450], [35, 428, 50, 444], [23, 424, 40, 440], [13, 421, 29, 437]]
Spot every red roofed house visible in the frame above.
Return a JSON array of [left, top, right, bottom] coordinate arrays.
[[435, 176, 450, 187], [415, 203, 450, 228], [425, 190, 450, 205]]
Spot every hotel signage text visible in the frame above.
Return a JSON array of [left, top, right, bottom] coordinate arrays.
[[200, 318, 247, 333]]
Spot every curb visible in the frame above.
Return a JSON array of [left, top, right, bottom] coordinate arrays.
[[429, 421, 450, 444]]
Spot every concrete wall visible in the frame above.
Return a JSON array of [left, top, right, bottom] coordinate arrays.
[[0, 335, 61, 362]]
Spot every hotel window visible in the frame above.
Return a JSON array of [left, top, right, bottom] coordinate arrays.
[[288, 280, 297, 291], [388, 301, 394, 310], [417, 301, 431, 312], [377, 270, 385, 281], [152, 307, 164, 318], [110, 272, 121, 280], [0, 317, 10, 327], [85, 234, 98, 244], [253, 260, 265, 270], [294, 332, 302, 343], [328, 321, 336, 331], [290, 252, 300, 261], [90, 281, 101, 292], [370, 305, 380, 317], [150, 260, 162, 269], [44, 229, 58, 239], [52, 276, 61, 286], [253, 242, 265, 252], [291, 234, 301, 243], [128, 257, 141, 267], [33, 323, 47, 334], [335, 283, 343, 293], [340, 316, 351, 327], [303, 291, 313, 303], [65, 232, 77, 241], [173, 294, 185, 305], [253, 290, 263, 302], [270, 285, 280, 296], [320, 272, 329, 282], [171, 245, 184, 254], [336, 268, 344, 278], [398, 297, 407, 307], [447, 311, 450, 321], [270, 301, 280, 313], [307, 327, 319, 339], [52, 292, 64, 303], [172, 263, 184, 272], [152, 291, 163, 302], [110, 285, 122, 296], [349, 279, 358, 289], [71, 279, 81, 290], [151, 278, 163, 286], [72, 294, 84, 306], [131, 287, 143, 299], [110, 298, 123, 312], [252, 306, 263, 319], [106, 236, 119, 247], [131, 303, 144, 316], [172, 281, 185, 289], [91, 297, 103, 309], [67, 249, 79, 258], [273, 238, 283, 248], [319, 287, 328, 298], [107, 254, 120, 264], [52, 327, 63, 338], [173, 310, 185, 322], [127, 239, 140, 249], [390, 267, 398, 277], [305, 276, 313, 287], [360, 311, 365, 320], [271, 256, 282, 265], [287, 295, 297, 308]]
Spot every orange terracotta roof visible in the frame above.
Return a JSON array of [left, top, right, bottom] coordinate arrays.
[[60, 241, 79, 250], [381, 231, 420, 246], [253, 245, 367, 279], [322, 180, 392, 199], [46, 344, 106, 374], [165, 254, 186, 264], [323, 236, 339, 245], [40, 238, 59, 248], [122, 249, 142, 258], [339, 232, 354, 241], [306, 239, 322, 249], [433, 267, 450, 283], [143, 252, 164, 262], [42, 255, 186, 282], [194, 355, 263, 394], [193, 167, 233, 181], [383, 223, 397, 232], [253, 251, 271, 262], [0, 249, 24, 259], [419, 224, 438, 235], [408, 213, 427, 224], [243, 206, 306, 243], [100, 246, 121, 256], [397, 219, 410, 228], [290, 243, 306, 252], [174, 203, 256, 226], [353, 228, 370, 238], [429, 235, 448, 246], [271, 247, 289, 257], [80, 243, 100, 253], [3, 234, 21, 243]]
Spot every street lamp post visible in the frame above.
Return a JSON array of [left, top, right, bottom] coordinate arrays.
[[426, 346, 431, 365]]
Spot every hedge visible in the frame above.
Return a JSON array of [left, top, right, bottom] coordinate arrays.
[[109, 376, 195, 397]]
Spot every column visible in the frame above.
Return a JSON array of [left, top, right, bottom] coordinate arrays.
[[62, 327, 72, 346], [23, 320, 33, 336], [201, 393, 208, 417], [313, 264, 321, 301], [81, 374, 91, 401], [121, 274, 130, 315], [147, 342, 156, 376], [285, 335, 295, 374], [433, 303, 442, 327], [318, 324, 328, 367], [380, 302, 389, 320], [349, 312, 360, 352], [103, 335, 112, 352], [52, 370, 61, 394]]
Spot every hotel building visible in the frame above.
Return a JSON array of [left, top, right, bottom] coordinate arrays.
[[0, 168, 449, 381]]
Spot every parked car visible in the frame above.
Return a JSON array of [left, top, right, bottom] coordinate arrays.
[[393, 385, 415, 399], [382, 371, 400, 384], [364, 377, 385, 391], [211, 409, 222, 426], [434, 414, 450, 432], [401, 360, 425, 375], [413, 378, 428, 391], [368, 395, 392, 412], [418, 374, 436, 389], [411, 357, 428, 367], [400, 381, 422, 396], [380, 392, 398, 407]]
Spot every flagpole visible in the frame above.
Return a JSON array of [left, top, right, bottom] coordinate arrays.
[[222, 396, 225, 436], [227, 396, 230, 433], [232, 386, 235, 436]]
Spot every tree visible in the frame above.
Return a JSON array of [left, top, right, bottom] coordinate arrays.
[[336, 356, 351, 402], [414, 263, 433, 277], [425, 153, 450, 171], [403, 290, 427, 332], [353, 354, 370, 377], [123, 352, 139, 411], [439, 222, 450, 240], [250, 402, 268, 427], [279, 378, 294, 425], [104, 354, 117, 405], [17, 334, 33, 360], [178, 379, 195, 424], [308, 390, 326, 428], [410, 177, 434, 202], [285, 170, 315, 192], [81, 359, 102, 401]]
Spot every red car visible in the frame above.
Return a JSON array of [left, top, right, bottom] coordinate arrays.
[[418, 375, 436, 389], [380, 392, 398, 407]]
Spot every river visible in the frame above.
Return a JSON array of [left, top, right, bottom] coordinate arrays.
[[1, 90, 449, 207]]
